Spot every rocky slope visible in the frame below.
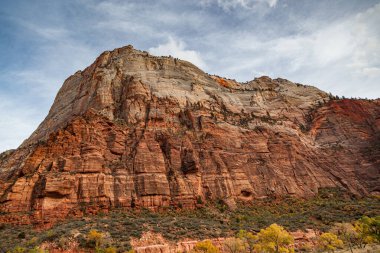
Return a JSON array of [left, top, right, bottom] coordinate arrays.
[[0, 45, 379, 224]]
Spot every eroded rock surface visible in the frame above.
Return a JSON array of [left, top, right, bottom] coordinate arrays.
[[0, 45, 379, 224]]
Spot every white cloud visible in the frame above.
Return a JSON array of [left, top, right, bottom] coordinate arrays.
[[265, 0, 277, 7], [149, 36, 207, 69], [270, 4, 380, 73], [200, 0, 277, 10], [202, 3, 380, 98]]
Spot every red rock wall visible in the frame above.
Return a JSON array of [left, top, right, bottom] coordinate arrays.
[[0, 46, 378, 224]]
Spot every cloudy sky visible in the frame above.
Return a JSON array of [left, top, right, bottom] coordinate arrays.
[[0, 0, 379, 152]]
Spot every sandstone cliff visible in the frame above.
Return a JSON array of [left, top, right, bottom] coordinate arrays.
[[0, 45, 379, 224]]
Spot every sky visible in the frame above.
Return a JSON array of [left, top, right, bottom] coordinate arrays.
[[0, 0, 379, 152]]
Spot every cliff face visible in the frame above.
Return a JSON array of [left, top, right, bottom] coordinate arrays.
[[0, 45, 379, 224]]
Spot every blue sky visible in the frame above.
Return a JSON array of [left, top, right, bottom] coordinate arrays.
[[0, 0, 379, 152]]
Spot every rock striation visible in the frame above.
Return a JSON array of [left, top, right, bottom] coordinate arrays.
[[0, 45, 379, 224]]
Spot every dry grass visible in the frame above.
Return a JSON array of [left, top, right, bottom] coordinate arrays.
[[337, 244, 380, 253]]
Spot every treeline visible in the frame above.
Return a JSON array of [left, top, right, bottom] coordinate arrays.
[[327, 92, 375, 101], [191, 216, 379, 253], [4, 216, 379, 253]]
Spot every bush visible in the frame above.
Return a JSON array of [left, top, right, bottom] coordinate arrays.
[[298, 242, 313, 252], [17, 232, 26, 239], [88, 229, 104, 248], [43, 230, 59, 242]]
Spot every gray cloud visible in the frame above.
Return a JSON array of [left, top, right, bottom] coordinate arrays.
[[200, 0, 278, 10]]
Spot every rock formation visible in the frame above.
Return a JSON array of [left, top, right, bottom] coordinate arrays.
[[0, 45, 379, 224]]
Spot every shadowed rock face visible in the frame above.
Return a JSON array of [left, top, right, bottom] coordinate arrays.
[[0, 45, 379, 224]]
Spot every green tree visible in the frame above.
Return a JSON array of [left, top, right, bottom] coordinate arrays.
[[317, 232, 343, 253], [192, 240, 220, 253], [254, 224, 294, 253]]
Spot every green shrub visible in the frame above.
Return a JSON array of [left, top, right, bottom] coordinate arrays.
[[17, 232, 26, 239]]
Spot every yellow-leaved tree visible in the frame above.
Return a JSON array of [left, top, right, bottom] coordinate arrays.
[[354, 216, 379, 248], [88, 229, 104, 248], [254, 224, 294, 253], [236, 230, 257, 253], [192, 240, 220, 253], [317, 232, 343, 253]]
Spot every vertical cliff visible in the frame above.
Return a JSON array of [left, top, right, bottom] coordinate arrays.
[[0, 45, 379, 224]]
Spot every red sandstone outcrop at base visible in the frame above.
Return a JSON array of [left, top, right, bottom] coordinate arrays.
[[0, 45, 379, 224]]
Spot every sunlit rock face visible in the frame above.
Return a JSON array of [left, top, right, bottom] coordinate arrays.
[[0, 45, 379, 224]]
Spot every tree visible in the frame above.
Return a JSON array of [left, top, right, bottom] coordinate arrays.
[[11, 247, 26, 253], [354, 216, 379, 248], [254, 224, 294, 253], [29, 247, 47, 253], [223, 238, 246, 253], [236, 230, 257, 253], [330, 223, 357, 253], [317, 232, 343, 253], [104, 247, 117, 253], [192, 240, 220, 253], [88, 229, 104, 248], [368, 216, 380, 242], [359, 216, 380, 242]]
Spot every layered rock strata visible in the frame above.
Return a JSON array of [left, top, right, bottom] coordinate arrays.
[[0, 45, 379, 224]]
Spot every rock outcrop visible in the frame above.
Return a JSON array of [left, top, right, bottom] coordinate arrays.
[[0, 45, 379, 224]]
